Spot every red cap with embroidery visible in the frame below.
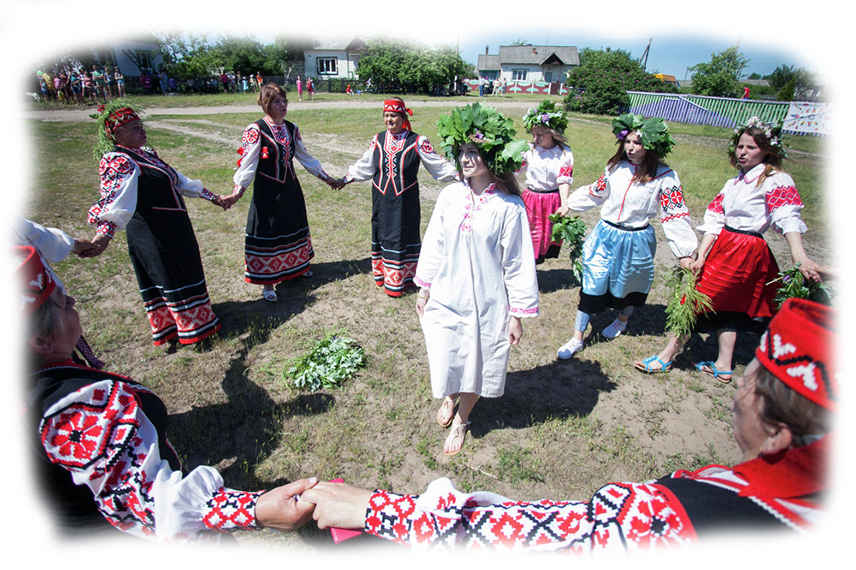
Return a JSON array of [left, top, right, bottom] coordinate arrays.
[[14, 246, 56, 315]]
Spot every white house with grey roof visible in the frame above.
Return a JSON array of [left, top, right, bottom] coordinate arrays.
[[477, 45, 579, 84], [303, 37, 368, 79]]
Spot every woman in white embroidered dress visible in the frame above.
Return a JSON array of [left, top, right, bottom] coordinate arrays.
[[556, 114, 697, 359], [634, 117, 822, 379], [415, 103, 537, 456], [336, 97, 457, 297], [301, 299, 856, 570], [520, 100, 575, 264], [222, 83, 339, 302], [18, 246, 319, 542]]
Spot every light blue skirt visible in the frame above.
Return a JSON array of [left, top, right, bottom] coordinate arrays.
[[581, 220, 656, 303]]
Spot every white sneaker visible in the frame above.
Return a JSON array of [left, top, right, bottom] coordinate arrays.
[[602, 319, 627, 339], [557, 337, 584, 359]]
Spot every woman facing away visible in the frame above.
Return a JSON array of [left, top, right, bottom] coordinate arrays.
[[302, 297, 835, 553], [222, 83, 340, 302], [413, 102, 538, 456], [556, 113, 697, 359], [634, 116, 822, 380], [337, 97, 457, 296], [519, 100, 575, 264]]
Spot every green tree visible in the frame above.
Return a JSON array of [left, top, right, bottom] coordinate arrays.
[[356, 38, 467, 94], [767, 64, 817, 100], [271, 20, 314, 61], [211, 35, 267, 75], [0, 0, 112, 79], [563, 48, 676, 115], [688, 46, 748, 97]]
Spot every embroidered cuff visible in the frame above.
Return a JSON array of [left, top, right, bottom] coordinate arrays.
[[202, 488, 264, 532], [233, 184, 246, 197], [201, 188, 216, 201], [413, 276, 431, 290], [509, 305, 539, 318], [364, 489, 415, 542], [96, 221, 116, 238]]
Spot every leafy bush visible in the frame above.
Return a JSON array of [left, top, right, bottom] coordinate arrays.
[[563, 48, 677, 116], [287, 332, 366, 392]]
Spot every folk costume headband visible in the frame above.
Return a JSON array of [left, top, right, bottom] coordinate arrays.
[[383, 99, 413, 131], [730, 115, 787, 158], [734, 299, 856, 499], [612, 113, 676, 158], [436, 102, 528, 175], [14, 246, 56, 315], [91, 98, 144, 160], [523, 100, 568, 134]]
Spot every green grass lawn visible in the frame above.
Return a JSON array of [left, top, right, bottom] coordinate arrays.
[[22, 98, 830, 549]]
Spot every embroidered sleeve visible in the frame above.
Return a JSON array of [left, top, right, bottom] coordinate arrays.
[[292, 124, 329, 180], [39, 380, 263, 542], [657, 172, 698, 258], [557, 149, 575, 186], [16, 217, 75, 263], [233, 124, 262, 192], [696, 187, 728, 235], [501, 200, 539, 317], [345, 134, 380, 184], [566, 169, 609, 212], [364, 478, 695, 552], [417, 135, 458, 182], [413, 185, 451, 290], [766, 180, 808, 235], [88, 152, 140, 237]]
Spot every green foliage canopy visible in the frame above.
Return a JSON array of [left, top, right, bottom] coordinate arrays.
[[688, 46, 749, 97], [356, 38, 468, 94], [563, 48, 677, 116]]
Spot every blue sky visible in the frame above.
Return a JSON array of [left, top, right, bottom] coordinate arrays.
[[125, 0, 856, 79]]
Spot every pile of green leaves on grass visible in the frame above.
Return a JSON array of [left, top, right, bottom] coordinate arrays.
[[664, 267, 714, 338], [769, 263, 832, 308], [548, 213, 586, 283], [287, 332, 366, 392]]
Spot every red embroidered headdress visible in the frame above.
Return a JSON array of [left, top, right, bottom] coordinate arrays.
[[14, 246, 56, 315], [383, 99, 413, 131], [103, 106, 140, 135], [734, 299, 856, 498]]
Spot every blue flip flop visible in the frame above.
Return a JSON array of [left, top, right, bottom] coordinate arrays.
[[695, 361, 733, 383], [635, 355, 672, 374]]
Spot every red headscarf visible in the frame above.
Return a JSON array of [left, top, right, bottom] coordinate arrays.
[[383, 99, 413, 131], [14, 246, 56, 315], [734, 299, 856, 499]]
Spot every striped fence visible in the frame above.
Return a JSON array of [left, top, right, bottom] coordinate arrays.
[[627, 91, 788, 129]]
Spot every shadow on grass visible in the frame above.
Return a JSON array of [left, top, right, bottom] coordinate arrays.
[[472, 358, 617, 439]]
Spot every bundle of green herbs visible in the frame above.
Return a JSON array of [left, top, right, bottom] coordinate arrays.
[[664, 266, 713, 338], [769, 263, 832, 308], [548, 213, 586, 282], [287, 332, 366, 392]]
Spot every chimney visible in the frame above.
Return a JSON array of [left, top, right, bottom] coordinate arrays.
[[485, 45, 489, 55], [532, 47, 537, 55]]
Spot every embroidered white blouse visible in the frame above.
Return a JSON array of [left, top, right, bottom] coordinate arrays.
[[233, 119, 330, 193], [566, 160, 698, 258], [520, 143, 575, 191], [88, 146, 215, 238], [344, 131, 457, 184], [696, 164, 807, 236]]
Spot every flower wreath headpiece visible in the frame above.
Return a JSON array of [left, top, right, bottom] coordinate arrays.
[[612, 113, 676, 158], [729, 115, 787, 158], [90, 98, 145, 161], [436, 102, 529, 175], [522, 100, 569, 134]]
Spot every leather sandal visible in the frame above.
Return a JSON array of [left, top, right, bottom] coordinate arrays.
[[436, 396, 456, 428], [443, 421, 470, 456]]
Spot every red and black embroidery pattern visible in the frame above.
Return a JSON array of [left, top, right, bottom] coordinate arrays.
[[203, 488, 263, 531]]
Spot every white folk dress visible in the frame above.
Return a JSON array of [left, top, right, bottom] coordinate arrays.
[[414, 181, 539, 399]]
